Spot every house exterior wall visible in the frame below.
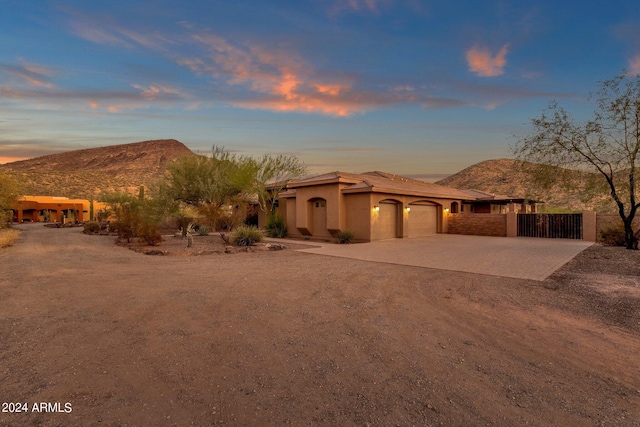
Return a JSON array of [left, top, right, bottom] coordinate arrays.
[[344, 193, 372, 242], [12, 196, 103, 223], [291, 183, 346, 236], [266, 182, 466, 242]]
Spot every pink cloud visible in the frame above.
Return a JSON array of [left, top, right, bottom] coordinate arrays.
[[0, 61, 56, 89], [178, 30, 465, 116], [180, 31, 373, 115], [466, 44, 509, 77], [628, 55, 640, 76]]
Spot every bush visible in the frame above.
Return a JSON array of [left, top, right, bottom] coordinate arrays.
[[264, 214, 287, 238], [139, 222, 163, 246], [600, 223, 627, 246], [197, 225, 211, 236], [233, 225, 263, 246], [83, 221, 101, 234], [336, 230, 355, 244], [0, 229, 19, 248]]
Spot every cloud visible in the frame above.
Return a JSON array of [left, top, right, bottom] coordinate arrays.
[[65, 9, 169, 51], [466, 44, 509, 77], [329, 0, 383, 14], [0, 61, 56, 88], [0, 81, 191, 113], [61, 13, 465, 116], [179, 28, 464, 116], [628, 55, 640, 76]]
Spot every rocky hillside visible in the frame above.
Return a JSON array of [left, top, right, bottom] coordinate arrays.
[[436, 158, 614, 212], [0, 139, 194, 199]]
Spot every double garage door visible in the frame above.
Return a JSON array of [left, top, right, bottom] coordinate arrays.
[[378, 202, 438, 239]]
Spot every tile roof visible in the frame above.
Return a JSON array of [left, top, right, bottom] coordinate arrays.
[[286, 170, 475, 200]]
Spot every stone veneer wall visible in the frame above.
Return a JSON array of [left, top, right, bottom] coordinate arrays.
[[447, 213, 507, 237]]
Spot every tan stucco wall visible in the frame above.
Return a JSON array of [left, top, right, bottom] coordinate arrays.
[[292, 183, 346, 236], [344, 193, 372, 241]]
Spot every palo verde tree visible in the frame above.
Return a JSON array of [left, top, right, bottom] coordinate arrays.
[[253, 153, 307, 217], [514, 71, 640, 249], [162, 146, 258, 230], [163, 146, 257, 206]]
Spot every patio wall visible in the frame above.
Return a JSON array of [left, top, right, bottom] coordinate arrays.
[[447, 212, 599, 241], [446, 213, 507, 237]]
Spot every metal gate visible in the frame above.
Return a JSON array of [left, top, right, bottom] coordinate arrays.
[[517, 213, 583, 239]]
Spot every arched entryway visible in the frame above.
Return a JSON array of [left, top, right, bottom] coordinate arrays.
[[308, 198, 331, 238], [408, 201, 439, 237]]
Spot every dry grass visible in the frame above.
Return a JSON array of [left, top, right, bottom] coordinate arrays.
[[0, 228, 20, 248]]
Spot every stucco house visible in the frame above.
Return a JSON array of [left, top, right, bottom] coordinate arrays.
[[459, 189, 539, 214], [261, 170, 537, 242], [11, 196, 106, 223]]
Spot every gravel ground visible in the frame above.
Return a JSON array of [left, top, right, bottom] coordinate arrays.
[[1, 224, 639, 426]]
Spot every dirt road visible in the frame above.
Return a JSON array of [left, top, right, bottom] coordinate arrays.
[[1, 225, 639, 426]]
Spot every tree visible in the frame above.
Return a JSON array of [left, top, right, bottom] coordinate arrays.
[[162, 146, 258, 230], [163, 146, 257, 207], [100, 187, 167, 245], [0, 172, 21, 228], [514, 71, 640, 249], [253, 154, 307, 216]]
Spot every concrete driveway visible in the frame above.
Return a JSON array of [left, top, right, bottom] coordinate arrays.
[[272, 235, 593, 281]]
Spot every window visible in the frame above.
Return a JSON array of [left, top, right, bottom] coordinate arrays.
[[450, 202, 459, 213]]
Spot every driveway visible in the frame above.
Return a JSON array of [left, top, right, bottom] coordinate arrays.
[[272, 235, 594, 281]]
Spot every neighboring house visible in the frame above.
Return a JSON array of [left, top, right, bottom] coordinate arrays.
[[459, 189, 540, 214], [260, 170, 526, 242], [11, 196, 106, 223]]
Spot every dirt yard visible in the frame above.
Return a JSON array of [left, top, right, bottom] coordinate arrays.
[[1, 224, 639, 426]]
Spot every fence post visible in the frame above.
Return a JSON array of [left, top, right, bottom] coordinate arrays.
[[582, 212, 596, 242], [506, 212, 517, 237]]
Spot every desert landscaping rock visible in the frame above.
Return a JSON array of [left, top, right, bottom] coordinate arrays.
[[1, 223, 639, 426]]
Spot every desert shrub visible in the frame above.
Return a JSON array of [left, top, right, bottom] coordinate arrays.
[[197, 225, 211, 236], [233, 225, 263, 246], [108, 221, 124, 234], [600, 223, 627, 246], [0, 229, 20, 248], [264, 214, 287, 238], [83, 221, 101, 234], [138, 221, 163, 246], [336, 229, 355, 244]]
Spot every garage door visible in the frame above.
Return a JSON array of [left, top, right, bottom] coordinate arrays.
[[378, 201, 399, 239], [408, 204, 437, 237]]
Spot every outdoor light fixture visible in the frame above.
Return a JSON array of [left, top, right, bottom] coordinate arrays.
[[373, 205, 380, 212], [405, 207, 411, 212], [445, 208, 450, 212]]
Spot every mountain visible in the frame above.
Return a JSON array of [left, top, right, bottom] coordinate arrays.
[[436, 158, 614, 212], [0, 139, 194, 199], [1, 142, 618, 212]]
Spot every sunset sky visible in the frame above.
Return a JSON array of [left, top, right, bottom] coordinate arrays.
[[1, 1, 639, 178]]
